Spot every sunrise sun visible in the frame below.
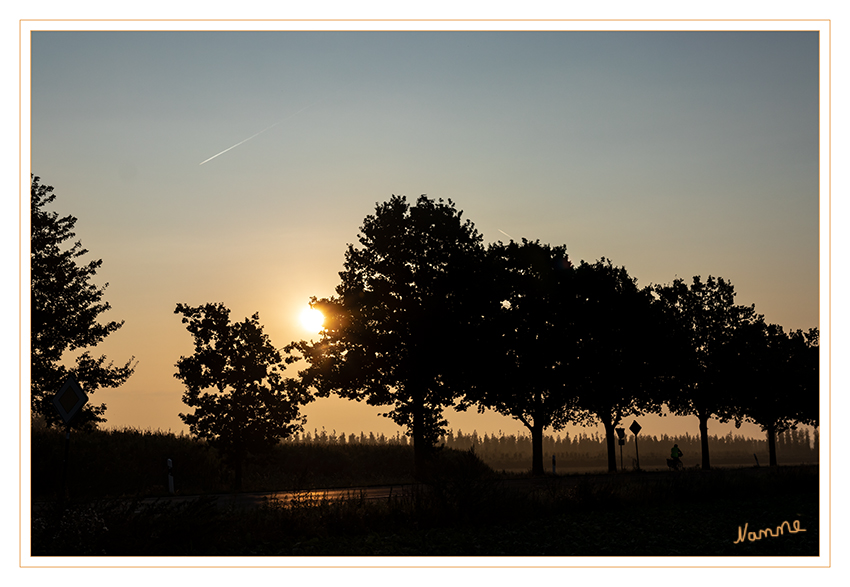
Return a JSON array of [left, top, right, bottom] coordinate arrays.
[[299, 307, 325, 332]]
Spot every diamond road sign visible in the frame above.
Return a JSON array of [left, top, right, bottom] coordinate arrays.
[[629, 420, 642, 435], [52, 375, 88, 425]]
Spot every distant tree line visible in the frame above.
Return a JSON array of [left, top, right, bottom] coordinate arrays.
[[279, 427, 818, 472], [439, 428, 819, 471], [31, 178, 818, 488]]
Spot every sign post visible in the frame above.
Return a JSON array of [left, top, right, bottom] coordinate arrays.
[[615, 427, 626, 471], [51, 375, 88, 505], [629, 420, 642, 471]]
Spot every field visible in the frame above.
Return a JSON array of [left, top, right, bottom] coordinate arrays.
[[30, 427, 819, 557]]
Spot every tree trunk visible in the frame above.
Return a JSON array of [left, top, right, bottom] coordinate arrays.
[[603, 419, 617, 473], [531, 420, 544, 476], [698, 412, 711, 470], [766, 422, 778, 466], [411, 386, 430, 479]]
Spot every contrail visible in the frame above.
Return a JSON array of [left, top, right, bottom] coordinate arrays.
[[199, 102, 315, 166], [498, 229, 513, 240]]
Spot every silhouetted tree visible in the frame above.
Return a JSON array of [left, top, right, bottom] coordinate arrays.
[[459, 239, 581, 476], [571, 259, 668, 472], [732, 322, 819, 466], [654, 276, 761, 469], [31, 175, 135, 429], [174, 303, 309, 490], [286, 195, 486, 478]]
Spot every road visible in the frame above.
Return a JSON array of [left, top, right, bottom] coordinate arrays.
[[133, 469, 683, 511], [136, 483, 420, 511], [34, 465, 784, 513]]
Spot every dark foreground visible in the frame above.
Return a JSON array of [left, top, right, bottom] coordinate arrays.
[[32, 463, 818, 557]]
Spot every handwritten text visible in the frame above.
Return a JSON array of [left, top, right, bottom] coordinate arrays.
[[734, 520, 806, 544]]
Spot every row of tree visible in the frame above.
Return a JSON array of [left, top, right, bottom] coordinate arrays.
[[286, 195, 818, 477], [31, 178, 818, 488]]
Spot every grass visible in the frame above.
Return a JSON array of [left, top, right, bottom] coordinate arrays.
[[31, 426, 418, 499]]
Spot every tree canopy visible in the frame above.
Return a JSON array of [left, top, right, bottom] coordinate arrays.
[[31, 175, 135, 429], [571, 258, 669, 472], [654, 275, 762, 469], [286, 195, 486, 477], [731, 322, 819, 466], [174, 303, 310, 489], [459, 239, 582, 475]]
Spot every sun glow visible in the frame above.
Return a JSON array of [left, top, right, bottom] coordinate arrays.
[[299, 307, 325, 332]]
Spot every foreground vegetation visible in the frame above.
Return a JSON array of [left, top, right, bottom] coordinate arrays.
[[32, 427, 818, 557], [32, 460, 818, 557]]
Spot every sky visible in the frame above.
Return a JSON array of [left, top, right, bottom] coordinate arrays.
[[25, 25, 825, 442]]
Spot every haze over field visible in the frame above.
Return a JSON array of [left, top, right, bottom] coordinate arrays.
[[26, 25, 825, 441]]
